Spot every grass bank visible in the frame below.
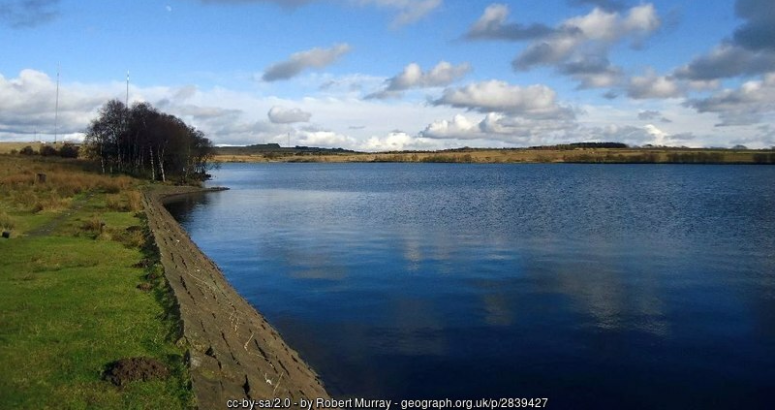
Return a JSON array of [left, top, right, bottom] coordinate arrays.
[[0, 154, 193, 409]]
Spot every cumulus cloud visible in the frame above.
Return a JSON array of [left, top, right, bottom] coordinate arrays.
[[0, 68, 282, 145], [0, 69, 106, 140], [465, 3, 657, 89], [557, 56, 622, 88], [513, 4, 660, 70], [571, 123, 695, 147], [0, 0, 59, 28], [627, 69, 683, 99], [361, 131, 440, 151], [674, 43, 775, 81], [432, 80, 574, 119], [421, 114, 482, 139], [684, 73, 775, 126], [366, 61, 471, 99], [672, 0, 775, 81], [637, 110, 671, 123], [465, 3, 555, 41], [267, 106, 312, 123], [358, 0, 442, 27], [421, 112, 579, 144], [296, 129, 356, 147], [733, 0, 775, 51], [262, 43, 351, 82]]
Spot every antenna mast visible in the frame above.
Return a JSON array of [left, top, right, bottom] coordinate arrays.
[[54, 63, 60, 144], [126, 70, 130, 108]]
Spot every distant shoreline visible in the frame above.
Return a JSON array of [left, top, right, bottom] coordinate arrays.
[[213, 147, 775, 165]]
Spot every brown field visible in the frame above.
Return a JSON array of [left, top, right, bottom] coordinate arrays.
[[214, 147, 775, 164]]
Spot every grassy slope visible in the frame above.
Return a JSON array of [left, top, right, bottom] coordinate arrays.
[[0, 155, 192, 409]]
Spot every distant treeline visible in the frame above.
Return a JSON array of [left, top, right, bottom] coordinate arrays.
[[565, 153, 659, 163], [566, 152, 731, 164], [85, 100, 215, 182], [530, 142, 629, 150], [217, 144, 357, 156], [564, 151, 775, 164]]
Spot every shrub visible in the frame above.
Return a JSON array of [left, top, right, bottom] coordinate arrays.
[[20, 146, 36, 156], [39, 145, 59, 157], [59, 143, 80, 158]]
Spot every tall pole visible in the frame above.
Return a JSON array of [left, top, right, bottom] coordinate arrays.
[[126, 70, 129, 108], [54, 63, 60, 144]]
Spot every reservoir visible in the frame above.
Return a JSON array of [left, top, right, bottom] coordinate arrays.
[[166, 163, 775, 409]]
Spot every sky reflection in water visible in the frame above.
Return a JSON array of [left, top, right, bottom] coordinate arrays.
[[167, 163, 775, 409]]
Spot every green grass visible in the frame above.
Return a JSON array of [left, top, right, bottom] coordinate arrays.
[[0, 155, 193, 409], [0, 229, 192, 409]]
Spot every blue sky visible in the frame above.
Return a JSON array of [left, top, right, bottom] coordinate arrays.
[[1, 0, 773, 150]]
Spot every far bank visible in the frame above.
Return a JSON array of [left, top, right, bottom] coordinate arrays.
[[213, 146, 775, 164]]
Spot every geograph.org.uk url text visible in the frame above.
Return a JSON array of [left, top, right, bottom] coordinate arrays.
[[400, 398, 549, 410], [225, 397, 548, 410]]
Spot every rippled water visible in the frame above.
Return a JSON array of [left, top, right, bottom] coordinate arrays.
[[167, 163, 775, 409]]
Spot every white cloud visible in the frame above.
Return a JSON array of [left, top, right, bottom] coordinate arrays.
[[685, 72, 775, 126], [267, 106, 312, 123], [5, 67, 773, 150], [432, 80, 574, 119], [669, 0, 775, 82], [367, 61, 471, 99], [627, 69, 683, 99], [466, 3, 657, 90], [465, 3, 554, 41], [0, 69, 107, 140], [262, 43, 351, 82], [558, 56, 622, 89], [421, 112, 578, 146], [361, 131, 440, 151], [637, 110, 671, 123], [674, 43, 775, 81], [513, 4, 660, 70], [421, 114, 481, 139], [357, 0, 442, 27], [296, 129, 356, 147]]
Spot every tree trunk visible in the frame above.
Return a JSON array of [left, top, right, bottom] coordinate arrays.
[[149, 146, 155, 181], [158, 147, 166, 182]]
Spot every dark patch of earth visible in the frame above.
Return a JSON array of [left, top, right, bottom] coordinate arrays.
[[103, 357, 170, 387]]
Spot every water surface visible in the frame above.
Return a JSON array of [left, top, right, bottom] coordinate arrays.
[[167, 163, 775, 409]]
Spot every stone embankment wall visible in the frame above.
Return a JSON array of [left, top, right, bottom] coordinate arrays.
[[144, 186, 332, 409]]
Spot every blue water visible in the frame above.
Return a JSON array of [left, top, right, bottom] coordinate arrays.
[[166, 163, 775, 409]]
